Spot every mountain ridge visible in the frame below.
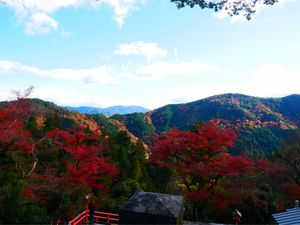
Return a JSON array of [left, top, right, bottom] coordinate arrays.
[[2, 94, 299, 155], [66, 105, 149, 117], [111, 93, 300, 155]]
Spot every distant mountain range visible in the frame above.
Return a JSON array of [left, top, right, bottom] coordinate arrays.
[[66, 105, 149, 117]]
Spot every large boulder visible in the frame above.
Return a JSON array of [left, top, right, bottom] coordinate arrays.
[[119, 191, 184, 225]]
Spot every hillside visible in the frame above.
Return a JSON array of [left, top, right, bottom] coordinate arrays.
[[0, 98, 141, 144], [2, 94, 299, 155], [0, 98, 69, 115], [1, 95, 299, 224], [0, 97, 153, 224], [111, 94, 300, 155]]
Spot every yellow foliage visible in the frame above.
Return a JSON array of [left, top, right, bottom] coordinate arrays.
[[35, 116, 46, 129]]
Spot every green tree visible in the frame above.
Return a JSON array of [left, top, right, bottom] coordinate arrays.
[[275, 129, 300, 201], [102, 131, 154, 212]]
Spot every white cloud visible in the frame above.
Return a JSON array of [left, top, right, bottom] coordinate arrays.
[[0, 87, 13, 102], [38, 87, 166, 109], [0, 60, 115, 85], [2, 0, 143, 33], [0, 86, 115, 107], [167, 86, 226, 104], [101, 0, 137, 27], [0, 86, 157, 109], [25, 13, 58, 35], [2, 62, 298, 110], [173, 48, 179, 61], [61, 29, 72, 38], [230, 64, 300, 97], [226, 64, 300, 98], [166, 64, 300, 105], [115, 41, 168, 60], [0, 59, 218, 85], [2, 0, 83, 14], [33, 87, 113, 107], [250, 64, 300, 96], [1, 0, 84, 35], [128, 61, 219, 80]]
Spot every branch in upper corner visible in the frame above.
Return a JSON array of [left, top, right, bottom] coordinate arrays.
[[170, 0, 278, 20]]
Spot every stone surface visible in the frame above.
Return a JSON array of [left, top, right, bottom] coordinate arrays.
[[119, 191, 184, 224]]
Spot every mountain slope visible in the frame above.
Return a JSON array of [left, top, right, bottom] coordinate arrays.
[[111, 94, 300, 155], [0, 98, 143, 145]]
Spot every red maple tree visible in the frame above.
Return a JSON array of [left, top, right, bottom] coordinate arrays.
[[0, 93, 32, 155], [47, 126, 118, 190], [0, 88, 118, 214], [25, 124, 119, 214], [0, 87, 36, 180], [149, 120, 265, 220]]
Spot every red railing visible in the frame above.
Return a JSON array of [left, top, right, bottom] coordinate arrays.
[[94, 211, 119, 224], [69, 209, 119, 225], [68, 210, 87, 225]]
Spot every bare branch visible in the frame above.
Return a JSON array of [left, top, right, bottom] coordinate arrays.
[[26, 136, 47, 177]]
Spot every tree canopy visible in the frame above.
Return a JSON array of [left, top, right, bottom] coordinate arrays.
[[149, 120, 280, 222], [275, 129, 300, 201], [170, 0, 278, 20]]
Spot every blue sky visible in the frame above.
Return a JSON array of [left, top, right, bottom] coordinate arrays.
[[0, 0, 299, 109]]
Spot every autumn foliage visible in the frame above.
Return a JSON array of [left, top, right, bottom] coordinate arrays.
[[1, 91, 299, 224], [0, 92, 120, 222], [149, 121, 254, 194], [0, 97, 33, 155], [149, 120, 281, 221], [47, 126, 118, 190]]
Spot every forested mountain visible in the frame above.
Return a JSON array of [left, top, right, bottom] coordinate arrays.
[[111, 94, 300, 155], [1, 95, 300, 224], [3, 94, 299, 155], [66, 105, 149, 117], [0, 97, 151, 224]]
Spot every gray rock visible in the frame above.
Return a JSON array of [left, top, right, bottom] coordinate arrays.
[[119, 191, 185, 225]]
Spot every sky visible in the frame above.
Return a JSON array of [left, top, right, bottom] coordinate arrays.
[[0, 0, 299, 109]]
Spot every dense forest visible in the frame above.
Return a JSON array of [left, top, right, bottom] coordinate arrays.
[[1, 92, 300, 224]]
